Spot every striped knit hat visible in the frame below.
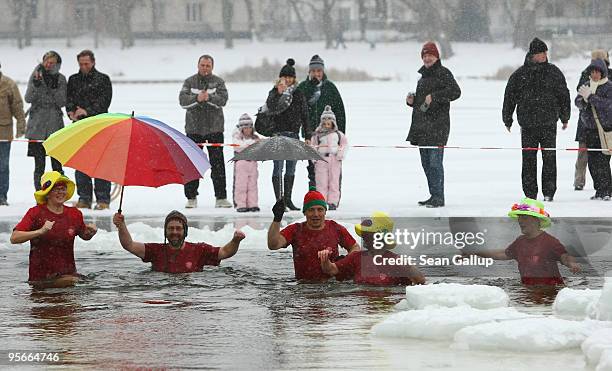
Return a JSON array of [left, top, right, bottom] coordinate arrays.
[[237, 113, 253, 128], [302, 186, 327, 213], [309, 54, 325, 70], [320, 105, 336, 124]]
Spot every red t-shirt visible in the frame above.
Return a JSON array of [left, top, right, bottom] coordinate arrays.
[[143, 242, 221, 273], [280, 220, 357, 281], [14, 204, 85, 282], [335, 250, 414, 286], [505, 232, 567, 286]]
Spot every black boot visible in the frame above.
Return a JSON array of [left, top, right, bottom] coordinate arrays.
[[284, 175, 300, 211], [272, 176, 281, 201]]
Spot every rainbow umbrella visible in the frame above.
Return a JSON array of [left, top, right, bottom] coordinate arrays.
[[43, 112, 210, 211]]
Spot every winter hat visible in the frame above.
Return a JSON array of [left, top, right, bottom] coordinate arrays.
[[587, 59, 609, 78], [279, 58, 296, 77], [309, 54, 325, 70], [34, 171, 75, 205], [528, 38, 548, 55], [421, 41, 440, 59], [320, 105, 336, 124], [302, 186, 327, 213], [165, 210, 189, 239], [591, 49, 610, 66], [508, 197, 551, 229], [237, 113, 253, 128]]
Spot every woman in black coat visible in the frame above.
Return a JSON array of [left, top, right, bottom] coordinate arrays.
[[265, 59, 311, 210], [406, 42, 461, 208]]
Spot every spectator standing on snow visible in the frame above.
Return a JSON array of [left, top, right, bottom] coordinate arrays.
[[232, 113, 260, 212], [311, 106, 347, 210], [573, 49, 611, 192], [66, 50, 113, 210], [502, 37, 570, 202], [24, 51, 66, 191], [179, 54, 231, 209], [406, 41, 461, 208], [0, 62, 26, 206], [297, 55, 346, 188], [266, 58, 310, 211], [575, 59, 612, 201]]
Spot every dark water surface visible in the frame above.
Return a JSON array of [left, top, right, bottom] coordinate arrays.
[[0, 216, 606, 370]]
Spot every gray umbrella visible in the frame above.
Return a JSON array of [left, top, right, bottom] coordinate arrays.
[[230, 135, 325, 199], [231, 135, 324, 162]]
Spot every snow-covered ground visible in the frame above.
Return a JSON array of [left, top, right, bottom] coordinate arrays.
[[0, 39, 609, 221]]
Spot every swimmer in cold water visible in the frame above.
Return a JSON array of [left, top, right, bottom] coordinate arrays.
[[463, 198, 581, 286], [113, 210, 244, 273], [11, 171, 98, 288]]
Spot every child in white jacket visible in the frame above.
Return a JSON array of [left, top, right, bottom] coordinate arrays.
[[233, 114, 260, 212], [311, 106, 348, 210]]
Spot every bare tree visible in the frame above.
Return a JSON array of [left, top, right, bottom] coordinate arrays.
[[150, 0, 161, 37], [289, 0, 311, 41], [321, 0, 337, 49], [11, 0, 34, 48], [222, 0, 234, 49], [357, 0, 367, 41], [296, 0, 337, 48], [398, 0, 454, 58], [243, 0, 256, 41], [502, 0, 547, 49]]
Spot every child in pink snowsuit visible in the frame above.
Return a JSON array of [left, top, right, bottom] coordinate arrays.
[[311, 105, 347, 210], [233, 114, 260, 212]]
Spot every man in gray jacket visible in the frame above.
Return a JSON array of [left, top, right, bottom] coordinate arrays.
[[179, 55, 231, 208]]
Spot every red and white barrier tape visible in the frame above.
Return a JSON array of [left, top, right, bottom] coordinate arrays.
[[1, 138, 608, 152]]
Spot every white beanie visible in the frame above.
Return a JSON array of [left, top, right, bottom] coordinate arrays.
[[320, 105, 336, 124], [237, 113, 253, 128]]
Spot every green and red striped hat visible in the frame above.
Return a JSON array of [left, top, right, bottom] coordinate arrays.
[[302, 186, 327, 213]]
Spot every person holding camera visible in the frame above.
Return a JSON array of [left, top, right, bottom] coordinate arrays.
[[406, 42, 461, 208], [24, 51, 67, 191], [66, 50, 113, 210]]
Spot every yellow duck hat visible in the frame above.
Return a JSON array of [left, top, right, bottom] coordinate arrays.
[[355, 211, 394, 237], [34, 171, 75, 205]]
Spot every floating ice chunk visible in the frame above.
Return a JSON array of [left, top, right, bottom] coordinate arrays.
[[590, 277, 612, 321], [582, 328, 612, 367], [553, 287, 601, 318], [598, 350, 612, 371], [372, 306, 527, 340], [403, 283, 509, 310], [454, 318, 609, 352]]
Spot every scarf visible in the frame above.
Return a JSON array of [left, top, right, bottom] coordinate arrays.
[[589, 77, 609, 95], [268, 84, 295, 115]]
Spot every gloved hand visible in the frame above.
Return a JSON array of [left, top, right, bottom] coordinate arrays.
[[579, 85, 591, 101], [272, 198, 286, 222], [16, 127, 25, 138]]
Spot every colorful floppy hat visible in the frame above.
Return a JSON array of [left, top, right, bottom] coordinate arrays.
[[508, 197, 551, 228], [34, 171, 75, 205]]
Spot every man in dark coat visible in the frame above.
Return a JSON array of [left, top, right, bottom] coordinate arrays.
[[406, 41, 461, 208], [573, 49, 611, 191], [296, 55, 346, 188], [502, 37, 570, 201], [66, 50, 113, 210]]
